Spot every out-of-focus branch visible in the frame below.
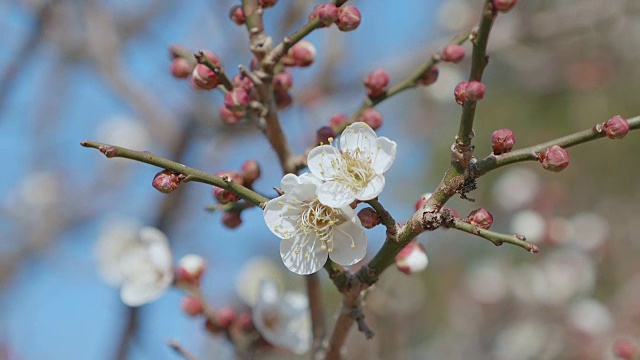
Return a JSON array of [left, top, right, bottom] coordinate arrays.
[[80, 141, 269, 206], [166, 339, 199, 360], [306, 274, 326, 358], [473, 115, 640, 176]]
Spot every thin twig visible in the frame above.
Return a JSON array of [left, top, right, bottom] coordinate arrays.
[[449, 218, 539, 253], [195, 51, 234, 91], [80, 141, 269, 206], [166, 339, 199, 360]]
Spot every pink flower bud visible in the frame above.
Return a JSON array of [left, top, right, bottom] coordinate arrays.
[[274, 90, 292, 110], [176, 254, 207, 285], [219, 106, 244, 125], [539, 145, 569, 172], [492, 0, 517, 13], [169, 44, 188, 59], [316, 126, 335, 145], [491, 129, 516, 155], [258, 0, 277, 8], [191, 64, 220, 90], [364, 69, 390, 98], [441, 44, 465, 63], [232, 74, 254, 92], [336, 5, 361, 32], [604, 115, 630, 139], [272, 72, 293, 92], [214, 187, 240, 204], [222, 211, 242, 229], [310, 4, 339, 26], [358, 207, 382, 229], [359, 108, 383, 130], [181, 296, 204, 317], [286, 40, 316, 67], [613, 338, 637, 360], [240, 160, 261, 186], [202, 50, 222, 67], [414, 193, 432, 211], [467, 208, 493, 229], [329, 113, 348, 131], [224, 88, 251, 111], [229, 5, 245, 25], [465, 81, 486, 101], [454, 81, 469, 105], [152, 170, 182, 193], [417, 65, 439, 86], [395, 241, 428, 275], [170, 58, 192, 79], [216, 307, 237, 329]]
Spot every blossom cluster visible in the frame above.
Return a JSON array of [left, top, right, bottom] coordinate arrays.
[[264, 122, 397, 275]]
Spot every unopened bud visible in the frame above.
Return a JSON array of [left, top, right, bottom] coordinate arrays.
[[274, 90, 292, 110], [232, 74, 254, 92], [219, 105, 243, 125], [358, 208, 382, 229], [229, 5, 245, 25], [224, 88, 251, 111], [169, 44, 188, 59], [316, 126, 335, 145], [240, 160, 261, 186], [417, 66, 439, 86], [336, 5, 361, 32], [359, 108, 383, 130], [395, 241, 428, 275], [364, 69, 390, 98], [216, 307, 237, 329], [330, 113, 348, 131], [214, 187, 241, 204], [191, 64, 219, 90], [176, 254, 207, 285], [539, 145, 569, 172], [310, 4, 339, 26], [414, 193, 432, 211], [272, 72, 293, 92], [441, 44, 465, 63], [492, 0, 517, 12], [491, 129, 515, 155], [180, 296, 204, 317], [222, 211, 242, 229], [467, 208, 493, 229], [171, 58, 192, 79], [152, 170, 182, 193], [465, 81, 486, 101], [603, 115, 630, 139], [286, 40, 316, 67], [258, 0, 277, 8], [613, 338, 637, 360], [454, 81, 469, 105]]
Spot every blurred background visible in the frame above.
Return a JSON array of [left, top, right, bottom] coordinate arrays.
[[1, 0, 639, 359]]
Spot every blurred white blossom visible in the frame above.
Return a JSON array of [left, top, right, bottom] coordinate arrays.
[[252, 279, 311, 355], [235, 257, 284, 307], [510, 210, 546, 244], [492, 167, 540, 211], [494, 321, 564, 360], [567, 298, 613, 336], [95, 219, 173, 306], [95, 115, 150, 150]]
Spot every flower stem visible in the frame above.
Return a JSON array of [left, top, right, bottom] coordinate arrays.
[[449, 218, 539, 253]]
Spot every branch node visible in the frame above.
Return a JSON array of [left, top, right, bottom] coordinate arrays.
[[348, 307, 375, 340], [98, 145, 117, 158]]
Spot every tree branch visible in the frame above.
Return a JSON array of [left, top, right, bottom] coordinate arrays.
[[80, 141, 269, 206], [472, 115, 640, 176], [448, 218, 539, 253]]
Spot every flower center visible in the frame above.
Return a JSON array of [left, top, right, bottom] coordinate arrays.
[[298, 198, 343, 252], [327, 137, 377, 192]]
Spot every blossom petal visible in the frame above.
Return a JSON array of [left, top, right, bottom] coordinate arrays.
[[339, 122, 377, 153], [264, 197, 300, 239], [280, 234, 328, 275], [307, 145, 341, 180], [317, 180, 356, 208], [280, 173, 302, 193], [139, 227, 173, 271], [372, 137, 397, 174], [329, 220, 367, 266], [120, 272, 172, 307], [355, 174, 385, 201]]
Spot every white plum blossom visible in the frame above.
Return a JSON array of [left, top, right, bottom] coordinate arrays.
[[95, 219, 174, 306], [263, 173, 367, 275], [307, 122, 397, 208], [252, 279, 311, 355]]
